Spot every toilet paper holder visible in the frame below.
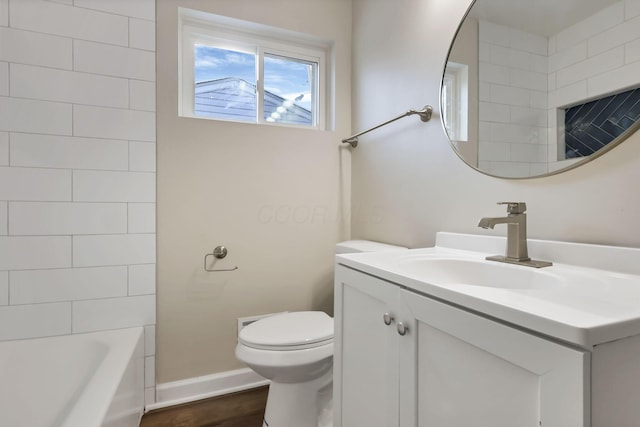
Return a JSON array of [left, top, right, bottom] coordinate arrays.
[[204, 246, 239, 272]]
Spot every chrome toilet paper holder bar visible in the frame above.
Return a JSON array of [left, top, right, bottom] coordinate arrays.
[[204, 246, 238, 272]]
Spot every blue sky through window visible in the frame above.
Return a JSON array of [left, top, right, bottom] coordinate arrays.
[[195, 45, 314, 111], [195, 45, 255, 84], [264, 54, 313, 111]]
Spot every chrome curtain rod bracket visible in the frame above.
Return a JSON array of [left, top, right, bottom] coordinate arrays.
[[341, 105, 433, 148]]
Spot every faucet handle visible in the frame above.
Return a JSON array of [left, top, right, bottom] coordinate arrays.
[[497, 202, 527, 214]]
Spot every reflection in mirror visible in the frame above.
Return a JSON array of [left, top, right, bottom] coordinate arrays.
[[443, 0, 640, 178]]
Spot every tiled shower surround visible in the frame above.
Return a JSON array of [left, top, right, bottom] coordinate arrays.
[[0, 0, 157, 405], [478, 0, 640, 176]]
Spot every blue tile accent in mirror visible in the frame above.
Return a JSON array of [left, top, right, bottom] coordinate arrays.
[[565, 87, 640, 158]]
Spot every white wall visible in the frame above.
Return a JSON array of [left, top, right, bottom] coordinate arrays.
[[0, 0, 157, 406], [351, 0, 640, 251]]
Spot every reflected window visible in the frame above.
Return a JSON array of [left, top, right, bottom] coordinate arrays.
[[442, 62, 469, 142]]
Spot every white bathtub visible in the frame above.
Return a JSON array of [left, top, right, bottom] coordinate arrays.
[[0, 327, 145, 427]]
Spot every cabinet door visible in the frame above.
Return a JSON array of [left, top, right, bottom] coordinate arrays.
[[334, 266, 402, 427], [401, 289, 590, 427]]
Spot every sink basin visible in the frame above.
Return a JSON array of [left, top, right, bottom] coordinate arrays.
[[395, 256, 564, 290], [336, 232, 640, 347]]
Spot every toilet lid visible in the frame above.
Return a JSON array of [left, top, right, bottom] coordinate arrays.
[[239, 311, 334, 350]]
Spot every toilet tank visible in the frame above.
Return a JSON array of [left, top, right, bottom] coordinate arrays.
[[335, 240, 408, 254]]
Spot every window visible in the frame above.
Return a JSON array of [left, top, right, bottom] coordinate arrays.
[[179, 8, 328, 129], [441, 62, 469, 142]]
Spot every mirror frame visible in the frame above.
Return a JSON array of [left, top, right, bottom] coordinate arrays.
[[440, 0, 640, 180]]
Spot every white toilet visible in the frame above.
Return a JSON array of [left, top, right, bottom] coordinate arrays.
[[235, 240, 407, 427]]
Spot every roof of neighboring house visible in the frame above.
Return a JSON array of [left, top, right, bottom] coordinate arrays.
[[194, 77, 312, 125]]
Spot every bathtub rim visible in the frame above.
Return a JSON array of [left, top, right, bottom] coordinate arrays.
[[59, 327, 144, 427]]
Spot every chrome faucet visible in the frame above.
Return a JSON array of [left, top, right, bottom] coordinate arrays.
[[478, 202, 552, 268]]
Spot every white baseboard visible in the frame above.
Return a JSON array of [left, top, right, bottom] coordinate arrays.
[[145, 368, 269, 412]]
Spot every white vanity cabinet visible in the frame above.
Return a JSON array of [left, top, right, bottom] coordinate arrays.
[[333, 264, 590, 427]]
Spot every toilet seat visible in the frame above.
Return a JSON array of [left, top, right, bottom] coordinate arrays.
[[239, 311, 334, 351]]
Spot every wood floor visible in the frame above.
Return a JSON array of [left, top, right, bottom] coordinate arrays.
[[140, 386, 269, 427]]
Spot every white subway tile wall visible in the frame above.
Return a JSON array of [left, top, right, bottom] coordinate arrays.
[[0, 132, 7, 165], [0, 97, 72, 135], [0, 167, 72, 201], [129, 264, 156, 296], [0, 202, 5, 235], [130, 80, 157, 112], [9, 266, 128, 304], [145, 325, 156, 357], [625, 37, 640, 63], [0, 62, 7, 96], [0, 0, 7, 27], [130, 18, 156, 51], [72, 294, 155, 333], [555, 3, 624, 52], [628, 0, 640, 19], [73, 0, 155, 21], [588, 60, 640, 96], [478, 0, 640, 176], [73, 170, 156, 202], [145, 355, 156, 388], [0, 27, 73, 69], [9, 202, 127, 235], [73, 234, 156, 267], [478, 20, 549, 177], [548, 43, 587, 73], [10, 134, 129, 171], [0, 0, 156, 406], [9, 0, 129, 46], [10, 63, 130, 109], [555, 47, 624, 88], [0, 271, 6, 305], [73, 104, 156, 141], [588, 15, 640, 57], [74, 40, 156, 81], [0, 236, 71, 270], [128, 203, 156, 233], [0, 302, 72, 340], [129, 141, 157, 172]]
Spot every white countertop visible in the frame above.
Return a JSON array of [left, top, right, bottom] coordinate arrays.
[[336, 232, 640, 349]]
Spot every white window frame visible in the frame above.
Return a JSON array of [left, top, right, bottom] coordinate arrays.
[[442, 61, 469, 142], [178, 8, 327, 130]]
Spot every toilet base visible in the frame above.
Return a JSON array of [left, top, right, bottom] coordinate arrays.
[[262, 368, 333, 427]]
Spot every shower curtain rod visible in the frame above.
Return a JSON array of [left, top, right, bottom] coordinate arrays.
[[341, 105, 433, 148]]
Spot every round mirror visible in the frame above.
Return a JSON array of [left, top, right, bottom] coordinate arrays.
[[442, 0, 640, 178]]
